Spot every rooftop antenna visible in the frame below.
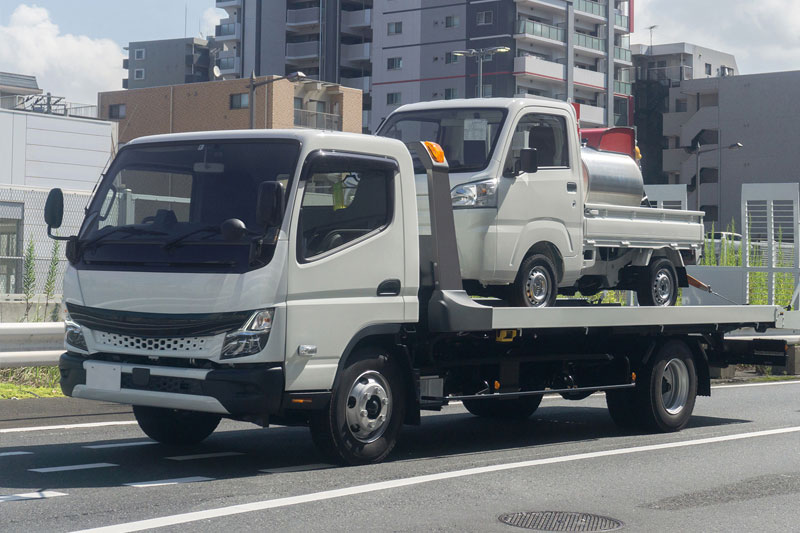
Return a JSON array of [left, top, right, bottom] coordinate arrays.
[[184, 1, 188, 38], [646, 25, 658, 53]]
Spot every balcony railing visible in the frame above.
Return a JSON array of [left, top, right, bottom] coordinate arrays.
[[294, 109, 342, 131], [516, 19, 565, 42], [0, 95, 98, 118], [287, 7, 320, 26], [614, 47, 632, 62], [575, 0, 607, 18], [614, 80, 632, 95], [615, 13, 629, 29], [574, 32, 604, 51]]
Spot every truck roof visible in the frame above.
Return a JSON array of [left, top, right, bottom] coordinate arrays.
[[390, 97, 577, 116]]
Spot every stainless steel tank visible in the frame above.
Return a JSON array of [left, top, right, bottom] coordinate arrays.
[[580, 146, 644, 207]]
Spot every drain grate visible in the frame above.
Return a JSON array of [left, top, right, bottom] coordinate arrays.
[[498, 511, 623, 532]]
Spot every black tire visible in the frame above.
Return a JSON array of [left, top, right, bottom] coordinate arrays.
[[637, 340, 698, 432], [605, 388, 639, 428], [637, 258, 678, 306], [509, 253, 558, 307], [309, 347, 406, 465], [462, 394, 543, 420], [132, 405, 221, 445]]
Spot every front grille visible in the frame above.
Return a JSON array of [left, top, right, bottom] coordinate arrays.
[[96, 331, 208, 353], [121, 373, 204, 395]]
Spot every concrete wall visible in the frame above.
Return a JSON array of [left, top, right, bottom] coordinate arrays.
[[127, 38, 209, 90]]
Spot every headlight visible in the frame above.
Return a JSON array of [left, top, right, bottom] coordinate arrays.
[[220, 308, 274, 359], [451, 178, 497, 208], [64, 313, 88, 352]]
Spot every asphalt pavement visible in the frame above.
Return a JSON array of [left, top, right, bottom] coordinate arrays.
[[1, 381, 799, 533]]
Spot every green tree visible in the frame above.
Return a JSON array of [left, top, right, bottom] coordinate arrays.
[[44, 240, 60, 321], [22, 237, 36, 321]]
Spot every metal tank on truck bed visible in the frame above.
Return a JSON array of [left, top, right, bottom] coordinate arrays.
[[580, 146, 645, 207]]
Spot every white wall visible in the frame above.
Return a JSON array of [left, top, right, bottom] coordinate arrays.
[[0, 109, 116, 191]]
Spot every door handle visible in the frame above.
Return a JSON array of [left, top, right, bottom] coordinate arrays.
[[377, 279, 401, 296], [567, 182, 577, 193]]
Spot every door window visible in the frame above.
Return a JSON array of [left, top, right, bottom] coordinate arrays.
[[505, 113, 569, 174], [298, 154, 395, 262]]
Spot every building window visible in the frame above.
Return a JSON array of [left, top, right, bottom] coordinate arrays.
[[0, 212, 22, 294], [445, 52, 459, 64], [134, 48, 145, 60], [445, 15, 459, 28], [387, 57, 402, 70], [477, 11, 493, 25], [230, 93, 249, 109], [475, 84, 493, 97], [444, 88, 458, 100], [675, 99, 687, 113], [218, 57, 235, 70], [133, 69, 145, 80], [705, 63, 712, 75], [109, 104, 126, 119], [386, 92, 401, 105], [388, 22, 402, 35]]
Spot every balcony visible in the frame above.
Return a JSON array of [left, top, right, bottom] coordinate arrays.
[[574, 67, 606, 92], [122, 58, 129, 69], [663, 111, 691, 137], [341, 76, 371, 93], [286, 41, 320, 63], [216, 0, 242, 8], [515, 20, 566, 47], [578, 103, 606, 127], [514, 0, 568, 15], [515, 56, 608, 93], [342, 8, 371, 33], [294, 109, 342, 131], [574, 32, 605, 55], [217, 56, 241, 75], [286, 7, 320, 32], [614, 46, 632, 64], [341, 42, 371, 64], [614, 12, 630, 30], [215, 22, 241, 42], [679, 106, 719, 147], [613, 80, 632, 95], [575, 0, 607, 19]]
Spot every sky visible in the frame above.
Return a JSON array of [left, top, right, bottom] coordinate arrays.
[[0, 1, 798, 104]]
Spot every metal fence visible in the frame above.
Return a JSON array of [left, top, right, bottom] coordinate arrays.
[[0, 322, 64, 368]]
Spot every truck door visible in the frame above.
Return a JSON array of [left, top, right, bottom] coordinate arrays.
[[285, 151, 405, 391], [496, 110, 583, 282]]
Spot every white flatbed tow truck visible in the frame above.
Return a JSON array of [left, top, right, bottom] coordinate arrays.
[[43, 130, 797, 465]]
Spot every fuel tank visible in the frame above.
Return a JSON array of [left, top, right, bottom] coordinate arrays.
[[580, 146, 644, 207]]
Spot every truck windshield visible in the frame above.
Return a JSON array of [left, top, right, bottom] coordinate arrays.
[[77, 140, 300, 272], [376, 108, 506, 173]]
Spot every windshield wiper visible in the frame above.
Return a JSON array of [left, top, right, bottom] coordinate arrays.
[[83, 227, 167, 249], [162, 226, 219, 250]]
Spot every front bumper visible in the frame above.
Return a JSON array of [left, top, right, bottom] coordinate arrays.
[[59, 352, 285, 416]]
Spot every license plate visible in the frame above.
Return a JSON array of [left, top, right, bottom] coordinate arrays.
[[85, 362, 122, 391]]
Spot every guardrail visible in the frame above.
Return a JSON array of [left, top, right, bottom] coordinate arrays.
[[0, 323, 64, 369]]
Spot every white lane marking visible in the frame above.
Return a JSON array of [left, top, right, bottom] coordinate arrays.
[[165, 452, 243, 461], [73, 425, 800, 533], [260, 463, 334, 474], [0, 491, 67, 503], [0, 421, 138, 434], [714, 380, 800, 389], [0, 451, 33, 457], [30, 462, 118, 473], [125, 477, 214, 488], [84, 442, 155, 450]]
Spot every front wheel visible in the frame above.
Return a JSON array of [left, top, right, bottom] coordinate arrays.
[[310, 347, 406, 465], [509, 254, 558, 307], [132, 405, 221, 445], [637, 258, 678, 306]]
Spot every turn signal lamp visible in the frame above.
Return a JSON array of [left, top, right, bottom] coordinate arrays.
[[422, 141, 446, 164]]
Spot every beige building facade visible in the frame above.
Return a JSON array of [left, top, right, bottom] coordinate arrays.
[[98, 76, 362, 144]]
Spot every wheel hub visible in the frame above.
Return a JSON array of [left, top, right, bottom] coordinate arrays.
[[525, 267, 550, 306], [661, 358, 689, 415], [652, 269, 673, 306], [345, 371, 392, 443]]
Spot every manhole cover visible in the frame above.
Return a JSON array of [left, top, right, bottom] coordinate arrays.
[[498, 511, 624, 532]]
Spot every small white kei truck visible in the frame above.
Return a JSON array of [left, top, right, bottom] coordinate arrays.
[[45, 127, 795, 465]]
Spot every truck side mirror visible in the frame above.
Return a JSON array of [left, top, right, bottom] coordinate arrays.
[[44, 188, 64, 230], [519, 148, 538, 174], [257, 181, 285, 228]]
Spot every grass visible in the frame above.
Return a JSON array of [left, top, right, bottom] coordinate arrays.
[[0, 366, 63, 399], [0, 382, 63, 399]]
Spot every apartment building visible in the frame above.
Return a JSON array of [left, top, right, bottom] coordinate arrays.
[[123, 38, 213, 89], [99, 75, 362, 144], [214, 0, 373, 128], [370, 0, 633, 131], [632, 43, 738, 187]]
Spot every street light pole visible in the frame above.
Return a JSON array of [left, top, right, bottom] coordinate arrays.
[[691, 141, 743, 212], [451, 46, 510, 98], [247, 70, 307, 129]]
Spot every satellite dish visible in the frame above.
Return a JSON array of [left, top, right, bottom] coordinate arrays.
[[212, 66, 221, 79]]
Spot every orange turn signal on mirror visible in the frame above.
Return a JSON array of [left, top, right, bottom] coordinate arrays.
[[422, 141, 446, 164]]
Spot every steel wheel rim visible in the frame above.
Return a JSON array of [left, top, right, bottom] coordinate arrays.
[[661, 357, 689, 415], [345, 371, 392, 443], [651, 269, 673, 306], [525, 266, 550, 307]]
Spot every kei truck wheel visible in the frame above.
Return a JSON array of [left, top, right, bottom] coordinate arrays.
[[637, 258, 678, 306], [510, 254, 558, 307]]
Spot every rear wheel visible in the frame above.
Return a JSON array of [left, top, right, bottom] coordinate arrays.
[[509, 254, 558, 307], [637, 258, 678, 306], [638, 340, 697, 431], [310, 347, 406, 465], [462, 394, 543, 420], [132, 405, 221, 445]]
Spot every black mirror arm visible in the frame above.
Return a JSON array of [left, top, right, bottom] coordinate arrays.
[[47, 226, 73, 241]]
